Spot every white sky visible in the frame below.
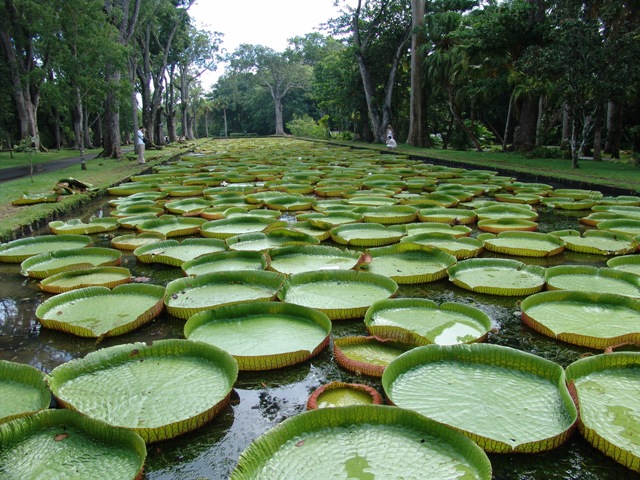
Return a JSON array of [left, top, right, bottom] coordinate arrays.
[[189, 0, 357, 88]]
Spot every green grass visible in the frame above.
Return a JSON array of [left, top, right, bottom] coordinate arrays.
[[0, 148, 104, 168]]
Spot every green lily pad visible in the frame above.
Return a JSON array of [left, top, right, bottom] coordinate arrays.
[[417, 207, 477, 225], [133, 238, 227, 266], [405, 222, 472, 238], [382, 344, 577, 453], [182, 250, 269, 276], [365, 298, 492, 345], [447, 258, 546, 296], [494, 193, 542, 205], [542, 197, 596, 210], [39, 266, 131, 293], [226, 229, 320, 251], [135, 215, 206, 237], [353, 205, 418, 224], [278, 270, 398, 320], [164, 270, 284, 319], [21, 247, 122, 279], [402, 232, 484, 259], [12, 192, 58, 206], [330, 223, 406, 247], [164, 198, 212, 214], [263, 194, 316, 211], [184, 302, 331, 371], [46, 339, 238, 443], [367, 243, 456, 284], [35, 283, 165, 338], [0, 234, 92, 263], [303, 211, 363, 229], [333, 336, 415, 377], [49, 217, 119, 235], [267, 245, 360, 275], [230, 405, 491, 479], [608, 254, 640, 276], [0, 409, 146, 479], [0, 360, 50, 424], [111, 204, 164, 218], [520, 290, 640, 349], [566, 352, 640, 472], [474, 204, 538, 221], [597, 218, 640, 237], [478, 231, 566, 257], [306, 382, 383, 409], [110, 232, 165, 250], [200, 216, 285, 239], [550, 229, 638, 255], [545, 265, 640, 297], [477, 217, 538, 233]]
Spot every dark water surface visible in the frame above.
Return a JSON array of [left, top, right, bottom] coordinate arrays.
[[1, 191, 638, 479]]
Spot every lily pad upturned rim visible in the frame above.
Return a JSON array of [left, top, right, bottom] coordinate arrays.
[[20, 247, 123, 279], [545, 265, 640, 297], [364, 297, 492, 345], [266, 244, 360, 275], [333, 335, 415, 377], [382, 343, 578, 453], [0, 360, 50, 424], [447, 258, 546, 296], [46, 339, 239, 443], [478, 231, 566, 257], [520, 290, 640, 349], [164, 270, 285, 319], [0, 408, 146, 479], [35, 283, 166, 338], [48, 218, 119, 235], [38, 266, 132, 293], [133, 238, 228, 266], [184, 301, 331, 371], [0, 234, 93, 263], [329, 222, 406, 247], [565, 352, 640, 473], [277, 269, 399, 320], [306, 381, 383, 410], [181, 250, 270, 276], [229, 405, 492, 480]]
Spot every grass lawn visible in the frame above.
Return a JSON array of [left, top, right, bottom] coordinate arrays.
[[0, 137, 638, 242], [0, 148, 104, 168]]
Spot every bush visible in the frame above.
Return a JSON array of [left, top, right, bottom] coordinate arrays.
[[286, 115, 328, 140]]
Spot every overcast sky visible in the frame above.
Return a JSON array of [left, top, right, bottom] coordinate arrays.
[[190, 0, 357, 88]]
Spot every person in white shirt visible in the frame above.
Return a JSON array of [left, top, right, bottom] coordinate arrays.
[[385, 124, 397, 148], [135, 126, 146, 164]]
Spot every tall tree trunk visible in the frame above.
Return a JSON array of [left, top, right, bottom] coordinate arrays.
[[101, 0, 140, 158], [513, 97, 538, 151], [448, 87, 482, 151], [535, 94, 546, 147], [569, 107, 580, 169], [592, 103, 603, 161], [274, 94, 285, 135], [561, 103, 570, 149], [502, 94, 513, 151], [73, 87, 84, 152], [604, 100, 621, 159], [83, 105, 93, 148], [406, 0, 430, 147]]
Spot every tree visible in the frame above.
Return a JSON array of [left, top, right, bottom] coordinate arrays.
[[334, 0, 412, 143], [227, 44, 312, 135], [406, 0, 430, 147], [101, 0, 141, 159]]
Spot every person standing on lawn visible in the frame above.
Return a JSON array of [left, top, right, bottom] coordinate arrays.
[[135, 126, 146, 164]]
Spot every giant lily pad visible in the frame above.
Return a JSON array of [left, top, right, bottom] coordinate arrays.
[[226, 229, 320, 251], [365, 298, 492, 345], [200, 216, 285, 239], [333, 336, 415, 377], [545, 265, 640, 298], [353, 205, 418, 224], [110, 232, 165, 250], [35, 283, 165, 338], [133, 238, 227, 266], [565, 352, 640, 472], [417, 207, 477, 225], [303, 211, 363, 229], [0, 234, 92, 263], [0, 409, 146, 479], [164, 270, 284, 319], [277, 270, 398, 320], [448, 258, 546, 296], [184, 302, 331, 371], [608, 254, 640, 276], [267, 245, 360, 275], [0, 360, 50, 424], [474, 204, 538, 221], [402, 232, 484, 259], [520, 290, 640, 349], [136, 215, 206, 237], [367, 243, 456, 284], [478, 231, 566, 257], [182, 250, 269, 276], [405, 222, 472, 238], [229, 405, 491, 479], [20, 247, 122, 279], [39, 266, 131, 293], [597, 218, 640, 237], [49, 217, 119, 235], [46, 339, 238, 443], [306, 382, 383, 409], [477, 217, 538, 233], [382, 344, 577, 453], [550, 229, 638, 255], [330, 223, 406, 247]]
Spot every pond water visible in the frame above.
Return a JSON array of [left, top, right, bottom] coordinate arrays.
[[1, 148, 639, 479]]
